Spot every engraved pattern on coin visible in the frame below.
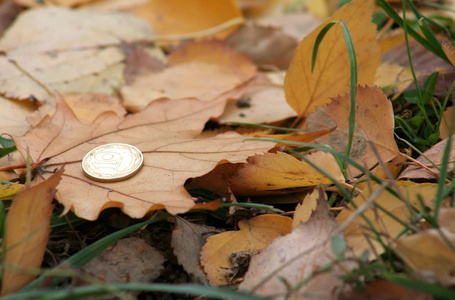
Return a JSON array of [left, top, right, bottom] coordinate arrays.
[[82, 143, 143, 182]]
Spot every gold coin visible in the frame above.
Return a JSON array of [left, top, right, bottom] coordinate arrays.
[[82, 143, 144, 182]]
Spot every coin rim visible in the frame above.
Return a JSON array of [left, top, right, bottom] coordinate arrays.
[[82, 143, 144, 183]]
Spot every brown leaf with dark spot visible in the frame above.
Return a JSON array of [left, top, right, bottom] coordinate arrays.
[[171, 217, 219, 284]]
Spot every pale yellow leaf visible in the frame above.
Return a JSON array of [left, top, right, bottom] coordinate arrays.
[[200, 215, 292, 285], [284, 0, 380, 116]]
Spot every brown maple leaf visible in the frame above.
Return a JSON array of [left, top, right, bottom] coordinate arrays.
[[9, 94, 275, 220]]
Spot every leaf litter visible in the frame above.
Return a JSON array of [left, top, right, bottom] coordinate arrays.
[[0, 0, 453, 298]]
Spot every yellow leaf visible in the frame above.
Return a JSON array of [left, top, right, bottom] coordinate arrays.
[[394, 230, 455, 285], [1, 168, 63, 296], [230, 151, 344, 196], [393, 207, 455, 285], [337, 181, 449, 258], [292, 190, 318, 229], [284, 0, 380, 116], [200, 215, 292, 285], [0, 183, 24, 200], [126, 0, 242, 40], [375, 62, 414, 100]]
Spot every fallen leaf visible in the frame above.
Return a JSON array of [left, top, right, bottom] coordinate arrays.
[[284, 0, 380, 116], [84, 0, 241, 40], [15, 0, 95, 6], [63, 93, 126, 124], [340, 280, 433, 300], [441, 40, 455, 68], [0, 0, 22, 37], [1, 168, 63, 296], [240, 188, 354, 300], [82, 237, 165, 283], [171, 216, 218, 284], [122, 43, 167, 84], [337, 181, 449, 258], [257, 11, 322, 42], [0, 182, 23, 200], [0, 97, 36, 136], [292, 190, 318, 229], [200, 214, 292, 285], [219, 79, 296, 124], [375, 62, 414, 100], [308, 85, 399, 176], [383, 38, 452, 76], [230, 151, 344, 196], [120, 39, 256, 112], [439, 107, 453, 139], [394, 228, 455, 286], [225, 23, 298, 69], [398, 136, 455, 180], [0, 7, 153, 102], [9, 95, 275, 220], [392, 207, 455, 286]]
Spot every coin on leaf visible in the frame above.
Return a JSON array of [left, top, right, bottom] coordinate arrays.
[[82, 143, 144, 182]]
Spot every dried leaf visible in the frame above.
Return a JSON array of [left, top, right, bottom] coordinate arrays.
[[0, 97, 36, 136], [398, 136, 455, 180], [125, 0, 242, 39], [230, 151, 344, 196], [240, 189, 354, 300], [284, 0, 380, 116], [225, 23, 298, 69], [200, 215, 292, 285], [0, 182, 23, 200], [0, 7, 153, 102], [219, 82, 296, 124], [336, 181, 449, 258], [171, 217, 217, 284], [63, 94, 126, 124], [121, 40, 256, 112], [308, 85, 399, 175], [392, 207, 455, 286], [375, 62, 414, 100], [439, 107, 453, 140], [1, 168, 63, 296], [442, 40, 455, 68], [82, 237, 165, 283], [292, 190, 318, 229], [10, 95, 274, 220]]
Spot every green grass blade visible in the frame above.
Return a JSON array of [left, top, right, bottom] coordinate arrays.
[[2, 283, 267, 300], [311, 22, 337, 73], [382, 273, 455, 298], [310, 20, 358, 170], [376, 0, 450, 63]]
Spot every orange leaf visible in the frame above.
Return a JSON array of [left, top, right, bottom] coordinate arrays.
[[200, 214, 292, 285], [1, 168, 63, 296], [284, 0, 380, 116], [10, 95, 274, 220], [127, 0, 241, 40]]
